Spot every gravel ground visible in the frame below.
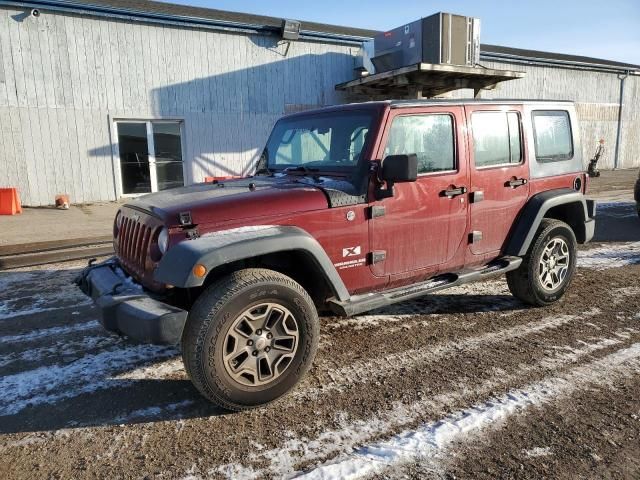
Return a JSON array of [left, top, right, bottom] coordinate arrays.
[[0, 203, 639, 479]]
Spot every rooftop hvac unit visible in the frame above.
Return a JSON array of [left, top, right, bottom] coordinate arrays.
[[372, 13, 480, 73]]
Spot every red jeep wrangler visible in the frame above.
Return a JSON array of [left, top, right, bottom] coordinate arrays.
[[77, 100, 595, 410]]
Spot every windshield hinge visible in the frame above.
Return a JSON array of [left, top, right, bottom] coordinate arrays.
[[369, 250, 386, 264], [368, 205, 386, 219]]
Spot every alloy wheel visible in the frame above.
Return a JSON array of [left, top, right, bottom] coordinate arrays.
[[222, 302, 299, 387], [538, 237, 570, 291]]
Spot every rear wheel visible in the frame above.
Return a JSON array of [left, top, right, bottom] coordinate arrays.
[[507, 219, 577, 306], [181, 268, 319, 411]]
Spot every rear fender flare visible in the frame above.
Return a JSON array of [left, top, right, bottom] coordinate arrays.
[[154, 225, 350, 301], [505, 189, 595, 257]]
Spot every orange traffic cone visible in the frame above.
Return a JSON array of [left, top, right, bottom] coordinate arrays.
[[0, 188, 22, 215]]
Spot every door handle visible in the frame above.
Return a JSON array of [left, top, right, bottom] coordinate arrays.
[[442, 186, 468, 198], [506, 178, 528, 188]]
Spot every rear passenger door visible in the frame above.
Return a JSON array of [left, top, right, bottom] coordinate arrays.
[[465, 105, 529, 259]]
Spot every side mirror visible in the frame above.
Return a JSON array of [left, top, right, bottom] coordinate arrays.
[[376, 154, 418, 200], [381, 154, 418, 183]]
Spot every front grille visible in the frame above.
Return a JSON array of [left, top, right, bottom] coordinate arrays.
[[115, 210, 159, 281]]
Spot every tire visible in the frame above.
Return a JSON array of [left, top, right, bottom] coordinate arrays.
[[181, 268, 319, 411], [506, 219, 577, 306]]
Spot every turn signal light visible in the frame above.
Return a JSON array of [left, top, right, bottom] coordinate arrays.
[[193, 264, 207, 278]]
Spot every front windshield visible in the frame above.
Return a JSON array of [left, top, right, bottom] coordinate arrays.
[[264, 111, 374, 172]]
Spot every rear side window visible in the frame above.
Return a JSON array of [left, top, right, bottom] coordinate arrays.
[[532, 110, 573, 162], [384, 114, 455, 174], [471, 111, 522, 168]]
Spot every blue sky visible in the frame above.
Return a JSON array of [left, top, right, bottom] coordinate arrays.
[[169, 0, 640, 64]]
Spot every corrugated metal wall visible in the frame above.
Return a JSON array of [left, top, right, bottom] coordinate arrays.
[[451, 61, 639, 171], [0, 7, 358, 205], [1, 5, 638, 206]]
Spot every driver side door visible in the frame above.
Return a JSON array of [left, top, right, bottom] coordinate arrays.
[[369, 106, 470, 279]]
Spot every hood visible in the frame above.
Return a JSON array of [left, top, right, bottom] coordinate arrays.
[[126, 176, 331, 226]]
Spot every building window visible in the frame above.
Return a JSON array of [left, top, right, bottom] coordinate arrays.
[[471, 111, 522, 168], [532, 110, 573, 162], [385, 114, 455, 174], [116, 121, 184, 195]]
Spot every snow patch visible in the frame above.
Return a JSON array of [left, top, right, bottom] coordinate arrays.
[[578, 242, 640, 270], [297, 342, 640, 479], [299, 310, 600, 400], [523, 446, 552, 458], [595, 202, 638, 218], [111, 400, 195, 424], [0, 335, 120, 369], [0, 320, 100, 344], [0, 290, 91, 320], [0, 344, 178, 416], [115, 357, 185, 380], [217, 329, 627, 479]]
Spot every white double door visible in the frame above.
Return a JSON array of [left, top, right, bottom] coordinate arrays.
[[116, 120, 185, 195]]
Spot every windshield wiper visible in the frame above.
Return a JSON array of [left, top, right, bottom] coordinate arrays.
[[281, 166, 320, 175]]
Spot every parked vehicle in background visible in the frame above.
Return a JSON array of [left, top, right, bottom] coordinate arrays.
[[77, 99, 595, 411]]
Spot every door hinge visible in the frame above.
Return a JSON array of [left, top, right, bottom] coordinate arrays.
[[469, 231, 483, 243], [369, 250, 387, 264], [471, 191, 484, 203], [368, 205, 386, 219]]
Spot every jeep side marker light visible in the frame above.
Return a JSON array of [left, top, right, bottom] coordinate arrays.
[[193, 264, 207, 278]]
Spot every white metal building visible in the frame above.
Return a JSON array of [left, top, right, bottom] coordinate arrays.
[[1, 0, 639, 206]]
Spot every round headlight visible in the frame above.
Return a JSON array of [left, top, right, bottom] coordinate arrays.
[[158, 228, 170, 254]]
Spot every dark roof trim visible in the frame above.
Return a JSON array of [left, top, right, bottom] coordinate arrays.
[[481, 44, 640, 72], [4, 0, 377, 43]]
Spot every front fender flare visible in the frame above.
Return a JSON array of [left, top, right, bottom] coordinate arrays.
[[154, 225, 350, 301]]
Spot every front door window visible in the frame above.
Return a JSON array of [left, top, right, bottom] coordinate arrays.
[[116, 121, 184, 195], [370, 108, 469, 277]]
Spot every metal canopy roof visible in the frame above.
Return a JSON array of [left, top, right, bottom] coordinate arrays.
[[336, 63, 526, 99]]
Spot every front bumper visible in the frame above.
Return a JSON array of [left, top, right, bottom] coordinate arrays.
[[75, 258, 187, 344]]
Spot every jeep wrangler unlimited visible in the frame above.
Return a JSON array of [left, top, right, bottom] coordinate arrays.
[[77, 100, 596, 410]]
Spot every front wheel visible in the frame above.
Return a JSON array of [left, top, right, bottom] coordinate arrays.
[[181, 268, 319, 411], [507, 219, 577, 306]]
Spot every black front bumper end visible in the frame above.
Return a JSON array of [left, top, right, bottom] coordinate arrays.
[[75, 258, 187, 344]]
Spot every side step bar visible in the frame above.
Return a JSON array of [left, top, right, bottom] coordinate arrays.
[[328, 256, 522, 317]]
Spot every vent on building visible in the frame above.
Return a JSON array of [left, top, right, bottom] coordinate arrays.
[[372, 12, 480, 72]]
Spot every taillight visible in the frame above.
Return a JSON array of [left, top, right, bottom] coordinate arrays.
[[583, 172, 589, 194]]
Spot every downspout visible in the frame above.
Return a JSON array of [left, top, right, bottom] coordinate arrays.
[[613, 71, 629, 170]]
